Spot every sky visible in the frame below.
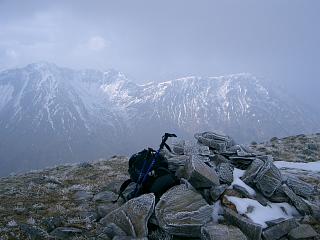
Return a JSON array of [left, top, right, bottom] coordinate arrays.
[[0, 0, 319, 110]]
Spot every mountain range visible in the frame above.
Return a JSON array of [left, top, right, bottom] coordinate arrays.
[[0, 62, 319, 176]]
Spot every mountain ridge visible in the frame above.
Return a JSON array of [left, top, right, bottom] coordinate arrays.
[[0, 62, 319, 176]]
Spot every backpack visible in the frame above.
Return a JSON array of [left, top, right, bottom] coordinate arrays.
[[114, 133, 178, 202]]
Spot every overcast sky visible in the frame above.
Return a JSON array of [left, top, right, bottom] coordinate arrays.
[[0, 0, 319, 110]]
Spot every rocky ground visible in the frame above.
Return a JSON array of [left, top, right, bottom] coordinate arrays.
[[0, 133, 319, 240]]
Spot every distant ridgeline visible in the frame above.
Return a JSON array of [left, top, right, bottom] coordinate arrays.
[[0, 62, 319, 176]]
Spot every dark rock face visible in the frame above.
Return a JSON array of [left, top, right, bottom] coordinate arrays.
[[184, 155, 220, 189], [50, 227, 82, 239], [217, 162, 234, 184], [262, 218, 299, 240], [224, 208, 263, 240], [282, 184, 312, 215], [286, 176, 316, 199], [201, 223, 247, 240], [155, 182, 213, 238], [242, 156, 282, 198], [288, 224, 319, 240], [100, 193, 155, 238]]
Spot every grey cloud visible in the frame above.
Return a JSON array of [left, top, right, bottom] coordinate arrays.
[[0, 0, 319, 111]]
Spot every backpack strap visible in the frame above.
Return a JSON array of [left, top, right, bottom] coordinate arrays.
[[112, 179, 132, 203]]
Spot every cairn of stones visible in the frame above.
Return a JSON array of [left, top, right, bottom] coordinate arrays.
[[98, 132, 319, 240]]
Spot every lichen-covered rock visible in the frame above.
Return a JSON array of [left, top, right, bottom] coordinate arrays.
[[242, 156, 282, 197], [155, 182, 213, 238], [282, 184, 312, 215], [288, 224, 319, 240], [97, 203, 121, 219], [241, 158, 264, 183], [167, 155, 189, 172], [194, 132, 234, 152], [50, 227, 82, 239], [262, 218, 298, 240], [286, 176, 316, 199], [100, 193, 155, 238], [185, 155, 220, 188], [201, 223, 247, 240], [184, 142, 213, 156], [224, 208, 263, 240], [210, 184, 228, 202], [217, 163, 234, 184]]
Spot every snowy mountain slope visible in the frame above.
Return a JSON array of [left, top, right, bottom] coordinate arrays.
[[0, 62, 319, 176]]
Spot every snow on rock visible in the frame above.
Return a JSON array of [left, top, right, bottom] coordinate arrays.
[[230, 168, 256, 196], [226, 196, 300, 228]]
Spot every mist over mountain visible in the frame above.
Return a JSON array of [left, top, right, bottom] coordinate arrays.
[[0, 62, 319, 176]]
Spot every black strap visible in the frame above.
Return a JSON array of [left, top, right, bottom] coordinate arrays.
[[112, 179, 132, 203]]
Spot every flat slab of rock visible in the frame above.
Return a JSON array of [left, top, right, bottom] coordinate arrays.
[[185, 155, 220, 188], [50, 227, 82, 239], [167, 155, 190, 172], [286, 176, 316, 199], [201, 223, 247, 240], [100, 193, 155, 238], [155, 182, 213, 238], [282, 184, 311, 215], [262, 218, 299, 240], [224, 208, 263, 240], [288, 224, 319, 240]]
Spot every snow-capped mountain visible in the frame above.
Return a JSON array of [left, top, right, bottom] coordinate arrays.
[[0, 62, 319, 175]]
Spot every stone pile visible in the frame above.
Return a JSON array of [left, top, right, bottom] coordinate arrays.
[[97, 131, 320, 240]]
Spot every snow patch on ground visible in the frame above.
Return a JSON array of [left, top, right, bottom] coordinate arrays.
[[274, 161, 320, 172], [230, 168, 256, 196], [226, 196, 300, 228]]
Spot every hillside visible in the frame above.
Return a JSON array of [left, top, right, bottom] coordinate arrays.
[[0, 133, 319, 239]]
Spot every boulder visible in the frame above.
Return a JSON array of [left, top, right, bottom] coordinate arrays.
[[50, 227, 82, 239], [185, 155, 220, 189], [167, 155, 190, 172], [155, 182, 213, 238], [172, 139, 185, 155], [100, 193, 155, 238], [242, 156, 282, 197], [286, 176, 316, 199], [97, 203, 121, 219], [224, 208, 263, 240], [201, 223, 247, 240], [194, 132, 234, 152], [282, 184, 312, 215], [217, 163, 234, 184], [184, 142, 213, 156], [288, 224, 319, 240], [210, 184, 228, 202], [262, 218, 299, 240]]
